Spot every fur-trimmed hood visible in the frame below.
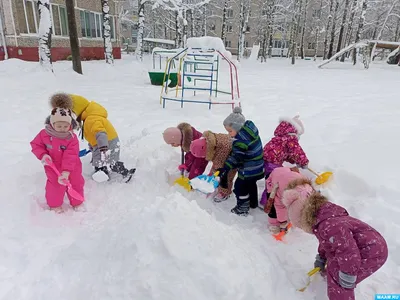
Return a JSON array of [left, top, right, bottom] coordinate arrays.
[[274, 116, 304, 137], [177, 122, 203, 152], [203, 130, 232, 162]]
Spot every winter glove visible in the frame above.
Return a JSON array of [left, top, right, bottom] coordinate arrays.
[[58, 171, 70, 186], [314, 254, 327, 272], [41, 154, 52, 165], [217, 168, 228, 189], [338, 271, 357, 289], [99, 146, 108, 153]]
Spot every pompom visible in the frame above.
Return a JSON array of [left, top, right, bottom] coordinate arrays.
[[232, 106, 242, 114], [282, 189, 300, 207], [49, 93, 73, 109]]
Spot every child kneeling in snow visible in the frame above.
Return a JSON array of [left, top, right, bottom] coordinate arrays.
[[218, 107, 265, 216], [163, 123, 208, 180], [282, 179, 388, 300], [30, 105, 85, 213], [190, 131, 237, 202], [261, 115, 309, 208], [50, 93, 135, 182], [264, 167, 305, 233]]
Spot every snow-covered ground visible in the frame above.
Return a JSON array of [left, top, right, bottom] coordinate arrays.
[[1, 55, 399, 299]]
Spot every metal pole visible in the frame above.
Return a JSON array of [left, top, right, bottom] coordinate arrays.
[[0, 12, 9, 59]]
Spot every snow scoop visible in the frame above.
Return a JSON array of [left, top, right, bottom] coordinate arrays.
[[189, 171, 220, 194], [45, 157, 84, 203], [273, 222, 292, 241], [173, 149, 192, 192], [297, 267, 320, 292], [307, 167, 333, 185], [79, 148, 91, 157]]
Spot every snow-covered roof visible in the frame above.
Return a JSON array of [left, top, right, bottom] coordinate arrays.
[[143, 38, 175, 45]]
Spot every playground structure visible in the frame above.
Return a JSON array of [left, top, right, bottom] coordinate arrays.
[[148, 47, 181, 88], [318, 40, 400, 69], [159, 37, 240, 110]]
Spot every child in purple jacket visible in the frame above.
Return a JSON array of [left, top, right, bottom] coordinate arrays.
[[282, 178, 388, 300], [163, 123, 208, 180]]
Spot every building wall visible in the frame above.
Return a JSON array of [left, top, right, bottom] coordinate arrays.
[[0, 0, 121, 61]]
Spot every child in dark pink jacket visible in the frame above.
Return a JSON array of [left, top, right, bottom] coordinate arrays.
[[260, 115, 309, 208], [30, 106, 85, 213], [283, 178, 388, 300], [163, 123, 208, 180]]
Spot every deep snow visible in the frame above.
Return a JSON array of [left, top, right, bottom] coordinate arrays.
[[0, 55, 399, 299]]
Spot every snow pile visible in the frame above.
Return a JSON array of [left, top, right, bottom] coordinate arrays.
[[187, 36, 228, 56], [0, 56, 399, 299]]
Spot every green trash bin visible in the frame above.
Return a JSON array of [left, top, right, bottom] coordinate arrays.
[[148, 71, 178, 88]]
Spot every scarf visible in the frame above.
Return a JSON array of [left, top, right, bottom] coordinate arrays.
[[45, 124, 73, 140]]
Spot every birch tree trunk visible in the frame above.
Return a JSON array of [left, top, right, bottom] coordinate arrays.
[[336, 0, 351, 57], [238, 0, 250, 61], [314, 0, 323, 60], [340, 0, 358, 61], [327, 0, 339, 59], [290, 0, 301, 64], [300, 0, 309, 59], [182, 10, 188, 47], [102, 0, 114, 64], [323, 0, 334, 59], [352, 0, 367, 65], [37, 0, 53, 71], [202, 5, 207, 36], [135, 1, 145, 61], [221, 0, 228, 43], [395, 18, 400, 41]]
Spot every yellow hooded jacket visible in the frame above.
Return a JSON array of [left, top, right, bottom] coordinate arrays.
[[70, 94, 118, 147]]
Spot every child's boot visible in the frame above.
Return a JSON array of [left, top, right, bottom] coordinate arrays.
[[111, 161, 136, 182], [213, 192, 230, 203]]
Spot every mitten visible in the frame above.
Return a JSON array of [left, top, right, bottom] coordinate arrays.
[[314, 254, 327, 272], [178, 164, 188, 171], [338, 271, 357, 289], [41, 154, 52, 165], [58, 171, 70, 185]]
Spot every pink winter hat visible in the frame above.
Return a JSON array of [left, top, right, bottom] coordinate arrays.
[[190, 138, 207, 158], [282, 179, 314, 229], [163, 127, 182, 145]]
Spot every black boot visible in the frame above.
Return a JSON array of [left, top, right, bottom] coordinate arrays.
[[111, 161, 136, 181], [95, 166, 109, 175]]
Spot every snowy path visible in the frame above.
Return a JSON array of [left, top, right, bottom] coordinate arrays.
[[0, 57, 399, 299]]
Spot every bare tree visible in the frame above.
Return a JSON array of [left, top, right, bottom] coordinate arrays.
[[299, 0, 309, 59], [327, 0, 339, 58], [335, 0, 351, 57], [353, 0, 367, 64], [38, 0, 53, 71], [102, 0, 114, 64], [66, 0, 82, 74]]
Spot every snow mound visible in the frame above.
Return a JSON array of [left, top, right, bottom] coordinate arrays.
[[187, 36, 228, 56]]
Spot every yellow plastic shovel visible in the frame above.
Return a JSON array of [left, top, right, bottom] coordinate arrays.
[[307, 168, 333, 185], [173, 149, 192, 192], [297, 267, 320, 292]]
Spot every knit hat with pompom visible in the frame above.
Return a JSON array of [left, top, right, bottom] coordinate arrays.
[[50, 107, 73, 125], [223, 107, 246, 131], [49, 93, 73, 110]]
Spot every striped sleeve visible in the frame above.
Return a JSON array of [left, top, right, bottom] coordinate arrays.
[[224, 140, 248, 170]]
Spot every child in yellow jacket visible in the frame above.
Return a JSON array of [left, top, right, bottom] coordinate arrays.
[[50, 93, 135, 182]]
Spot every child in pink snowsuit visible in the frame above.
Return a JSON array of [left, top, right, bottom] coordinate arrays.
[[30, 106, 85, 212], [163, 123, 208, 180], [260, 115, 309, 207], [282, 179, 388, 300], [264, 167, 305, 233]]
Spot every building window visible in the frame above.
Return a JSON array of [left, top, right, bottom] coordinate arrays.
[[308, 42, 316, 49], [262, 10, 267, 16], [226, 9, 233, 18], [225, 40, 231, 48], [80, 11, 116, 39], [312, 9, 321, 18], [18, 0, 39, 34], [245, 25, 250, 32], [244, 41, 249, 48], [51, 4, 69, 36], [209, 23, 216, 31], [227, 25, 233, 33]]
